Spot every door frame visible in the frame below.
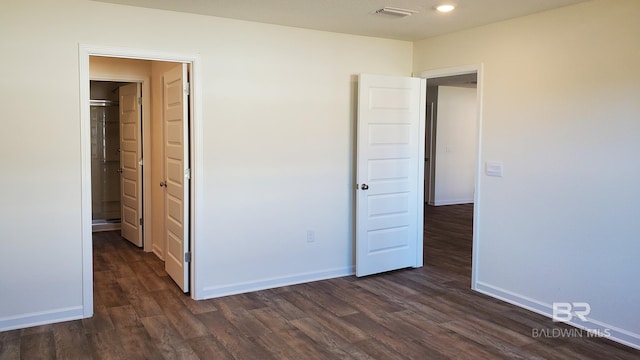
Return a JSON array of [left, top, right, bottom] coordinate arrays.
[[418, 64, 483, 290], [79, 44, 202, 316]]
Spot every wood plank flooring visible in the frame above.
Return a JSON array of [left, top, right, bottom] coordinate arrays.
[[2, 204, 639, 359]]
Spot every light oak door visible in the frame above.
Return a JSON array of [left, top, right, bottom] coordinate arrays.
[[119, 83, 143, 247], [356, 74, 425, 277], [162, 64, 190, 292]]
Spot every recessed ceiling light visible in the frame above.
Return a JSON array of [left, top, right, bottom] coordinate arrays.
[[436, 4, 455, 13]]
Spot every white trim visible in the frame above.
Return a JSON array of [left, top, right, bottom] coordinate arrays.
[[433, 199, 474, 206], [419, 64, 482, 80], [418, 64, 484, 290], [0, 306, 84, 332], [476, 282, 640, 350], [415, 77, 427, 268], [472, 65, 484, 291], [78, 48, 93, 318], [78, 44, 203, 315], [200, 267, 354, 300], [190, 60, 203, 299], [92, 223, 121, 232]]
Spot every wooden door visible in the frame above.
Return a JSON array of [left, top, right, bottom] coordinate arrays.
[[162, 64, 190, 292], [119, 83, 143, 247]]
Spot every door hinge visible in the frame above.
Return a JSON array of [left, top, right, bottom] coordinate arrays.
[[139, 218, 143, 226], [185, 252, 191, 263], [137, 97, 142, 105], [138, 158, 143, 166], [185, 168, 191, 180], [185, 82, 190, 96]]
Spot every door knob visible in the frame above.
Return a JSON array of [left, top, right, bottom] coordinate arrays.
[[361, 184, 369, 190], [160, 181, 167, 188], [117, 168, 123, 174]]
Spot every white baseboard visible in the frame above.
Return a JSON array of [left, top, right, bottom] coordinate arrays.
[[152, 246, 165, 261], [475, 282, 640, 350], [433, 199, 474, 206], [92, 223, 120, 232], [197, 266, 354, 300], [0, 306, 84, 332]]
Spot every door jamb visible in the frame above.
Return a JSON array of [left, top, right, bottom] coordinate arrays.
[[79, 44, 202, 317], [418, 64, 483, 290]]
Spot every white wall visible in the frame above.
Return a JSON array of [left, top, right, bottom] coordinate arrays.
[[434, 86, 477, 205], [0, 0, 412, 330], [415, 0, 640, 348]]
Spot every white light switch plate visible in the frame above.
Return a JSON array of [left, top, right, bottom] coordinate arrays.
[[486, 161, 504, 177]]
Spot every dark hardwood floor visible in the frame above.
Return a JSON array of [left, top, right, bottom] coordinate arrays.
[[1, 204, 638, 359]]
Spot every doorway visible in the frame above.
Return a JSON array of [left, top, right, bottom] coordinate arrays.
[[425, 73, 478, 206], [88, 57, 191, 286], [90, 81, 129, 232], [420, 65, 482, 289], [90, 81, 146, 247], [79, 45, 201, 317]]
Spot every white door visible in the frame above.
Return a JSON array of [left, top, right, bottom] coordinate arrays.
[[162, 64, 190, 292], [119, 83, 143, 247], [356, 74, 425, 277]]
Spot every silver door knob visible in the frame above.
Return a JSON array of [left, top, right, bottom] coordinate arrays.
[[117, 168, 123, 174], [361, 184, 369, 190], [160, 181, 167, 188]]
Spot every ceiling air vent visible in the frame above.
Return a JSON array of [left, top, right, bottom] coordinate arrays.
[[375, 7, 418, 17]]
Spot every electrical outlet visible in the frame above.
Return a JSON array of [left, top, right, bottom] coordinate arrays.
[[306, 230, 315, 243]]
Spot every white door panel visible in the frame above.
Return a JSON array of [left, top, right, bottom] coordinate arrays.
[[356, 74, 425, 277], [163, 63, 190, 292], [119, 83, 142, 247]]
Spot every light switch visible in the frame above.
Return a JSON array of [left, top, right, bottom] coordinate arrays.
[[485, 161, 504, 177]]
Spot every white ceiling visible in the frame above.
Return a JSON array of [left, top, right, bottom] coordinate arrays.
[[93, 0, 590, 41]]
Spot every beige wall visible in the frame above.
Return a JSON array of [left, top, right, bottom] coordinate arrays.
[[0, 0, 412, 329], [414, 0, 640, 344], [90, 57, 152, 81], [433, 86, 477, 205]]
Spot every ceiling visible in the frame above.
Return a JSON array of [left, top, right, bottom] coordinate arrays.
[[93, 0, 590, 41]]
